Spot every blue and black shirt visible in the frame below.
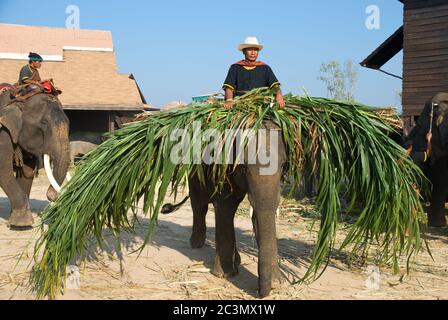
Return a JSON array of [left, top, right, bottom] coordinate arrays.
[[223, 63, 280, 97]]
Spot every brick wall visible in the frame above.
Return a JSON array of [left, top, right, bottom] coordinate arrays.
[[0, 50, 143, 107]]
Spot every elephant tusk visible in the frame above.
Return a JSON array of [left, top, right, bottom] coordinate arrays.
[[66, 172, 72, 182], [44, 154, 62, 193], [249, 206, 280, 219]]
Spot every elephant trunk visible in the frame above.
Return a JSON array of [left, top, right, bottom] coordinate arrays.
[[255, 210, 277, 298], [46, 121, 70, 201]]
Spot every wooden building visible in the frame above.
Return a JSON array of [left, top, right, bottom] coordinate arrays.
[[0, 24, 155, 152], [361, 0, 448, 129]]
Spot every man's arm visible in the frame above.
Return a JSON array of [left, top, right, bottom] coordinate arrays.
[[274, 86, 285, 109], [224, 88, 234, 110], [223, 65, 237, 110], [23, 79, 41, 85], [267, 66, 285, 108]]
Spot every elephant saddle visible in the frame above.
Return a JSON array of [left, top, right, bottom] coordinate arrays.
[[0, 84, 15, 93], [15, 81, 62, 102]]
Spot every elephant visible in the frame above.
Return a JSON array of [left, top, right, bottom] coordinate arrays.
[[0, 84, 70, 228], [405, 92, 448, 227], [69, 132, 104, 165], [163, 120, 287, 298]]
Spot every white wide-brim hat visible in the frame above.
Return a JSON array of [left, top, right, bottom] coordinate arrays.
[[238, 37, 264, 51]]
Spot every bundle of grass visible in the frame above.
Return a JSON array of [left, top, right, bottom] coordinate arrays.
[[30, 88, 427, 299]]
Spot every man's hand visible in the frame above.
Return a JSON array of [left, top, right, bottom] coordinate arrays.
[[224, 88, 234, 110], [427, 132, 433, 144], [426, 132, 433, 158], [275, 88, 286, 109], [224, 100, 233, 110], [276, 95, 285, 109]]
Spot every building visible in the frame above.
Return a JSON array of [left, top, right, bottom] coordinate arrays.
[[0, 23, 154, 140], [361, 0, 448, 130]]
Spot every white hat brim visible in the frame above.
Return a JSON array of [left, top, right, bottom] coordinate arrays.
[[238, 44, 264, 51]]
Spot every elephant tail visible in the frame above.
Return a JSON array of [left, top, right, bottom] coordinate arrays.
[[161, 196, 190, 214]]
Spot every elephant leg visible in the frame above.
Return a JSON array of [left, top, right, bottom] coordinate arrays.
[[246, 168, 283, 298], [16, 157, 37, 198], [428, 181, 448, 228], [251, 212, 282, 287], [0, 132, 34, 227], [427, 162, 448, 228], [190, 194, 209, 249], [212, 196, 241, 278]]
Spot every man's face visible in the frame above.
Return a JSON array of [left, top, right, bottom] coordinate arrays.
[[31, 61, 42, 69], [243, 48, 259, 62]]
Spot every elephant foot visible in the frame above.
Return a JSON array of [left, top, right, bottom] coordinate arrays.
[[8, 210, 34, 229], [190, 234, 206, 249], [212, 256, 239, 279], [258, 282, 272, 299], [271, 265, 284, 289], [212, 267, 239, 279], [234, 250, 241, 267], [428, 215, 447, 228]]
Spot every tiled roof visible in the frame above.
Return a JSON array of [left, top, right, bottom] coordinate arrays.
[[0, 24, 147, 109]]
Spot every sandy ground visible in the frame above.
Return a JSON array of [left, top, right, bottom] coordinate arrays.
[[0, 173, 447, 300]]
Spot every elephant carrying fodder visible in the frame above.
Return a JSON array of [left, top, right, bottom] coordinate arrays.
[[162, 120, 287, 298], [0, 85, 71, 228]]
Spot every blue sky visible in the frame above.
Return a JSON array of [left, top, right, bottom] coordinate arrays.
[[0, 0, 404, 109]]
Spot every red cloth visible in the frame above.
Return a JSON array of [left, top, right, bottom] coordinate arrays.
[[234, 60, 266, 67], [41, 81, 54, 94], [0, 85, 15, 92]]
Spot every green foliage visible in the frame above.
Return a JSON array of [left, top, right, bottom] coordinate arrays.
[[318, 60, 358, 102], [30, 88, 426, 299]]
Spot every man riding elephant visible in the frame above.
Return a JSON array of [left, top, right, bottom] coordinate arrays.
[[16, 52, 60, 101], [163, 37, 287, 298], [405, 92, 448, 228], [223, 36, 285, 109]]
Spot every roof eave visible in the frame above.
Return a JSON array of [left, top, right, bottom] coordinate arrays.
[[62, 104, 147, 111], [360, 26, 404, 70]]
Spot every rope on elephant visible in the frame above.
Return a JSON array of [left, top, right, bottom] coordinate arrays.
[[30, 88, 428, 299]]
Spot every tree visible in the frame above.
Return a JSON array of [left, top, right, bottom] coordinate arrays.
[[318, 60, 358, 102]]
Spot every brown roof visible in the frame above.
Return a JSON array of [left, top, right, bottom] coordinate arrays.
[[0, 24, 148, 110]]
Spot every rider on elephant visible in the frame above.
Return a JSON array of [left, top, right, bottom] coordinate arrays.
[[223, 37, 285, 110], [16, 52, 56, 101], [405, 101, 434, 171], [405, 93, 448, 228]]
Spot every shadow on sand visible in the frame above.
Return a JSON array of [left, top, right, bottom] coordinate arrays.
[[76, 212, 356, 298], [0, 197, 49, 221]]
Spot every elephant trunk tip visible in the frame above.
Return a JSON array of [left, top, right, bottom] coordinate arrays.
[[160, 196, 190, 214], [160, 203, 179, 214]]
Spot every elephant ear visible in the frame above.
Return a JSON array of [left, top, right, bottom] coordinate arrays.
[[0, 103, 23, 144]]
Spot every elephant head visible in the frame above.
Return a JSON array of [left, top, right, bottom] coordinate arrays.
[[432, 93, 448, 127], [0, 93, 70, 200], [0, 83, 16, 108]]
